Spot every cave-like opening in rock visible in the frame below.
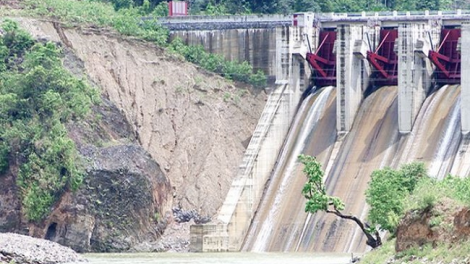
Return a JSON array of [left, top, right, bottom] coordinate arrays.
[[45, 222, 57, 241]]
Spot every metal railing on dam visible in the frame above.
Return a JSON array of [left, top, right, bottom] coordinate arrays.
[[158, 14, 291, 30], [157, 10, 470, 30]]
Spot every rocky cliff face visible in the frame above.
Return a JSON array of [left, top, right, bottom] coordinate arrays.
[[1, 17, 265, 251], [30, 144, 171, 252], [0, 93, 172, 252], [0, 170, 21, 233]]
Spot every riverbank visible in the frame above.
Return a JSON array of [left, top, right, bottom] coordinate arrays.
[[0, 233, 86, 264]]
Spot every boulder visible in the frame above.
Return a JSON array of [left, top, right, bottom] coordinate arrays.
[[29, 144, 172, 252]]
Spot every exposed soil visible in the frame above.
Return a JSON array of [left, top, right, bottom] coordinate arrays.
[[9, 17, 266, 250]]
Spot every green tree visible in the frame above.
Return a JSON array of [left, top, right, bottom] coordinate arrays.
[[299, 154, 382, 248], [151, 1, 169, 16], [365, 162, 426, 233], [0, 20, 99, 221], [110, 0, 134, 10]]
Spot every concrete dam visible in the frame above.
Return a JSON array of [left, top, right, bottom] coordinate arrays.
[[166, 11, 470, 252]]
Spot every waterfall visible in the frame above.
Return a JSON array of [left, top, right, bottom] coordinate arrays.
[[243, 84, 465, 252], [243, 86, 337, 252]]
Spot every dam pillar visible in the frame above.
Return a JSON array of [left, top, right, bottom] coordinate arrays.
[[462, 22, 470, 133], [336, 24, 367, 132], [291, 12, 317, 93], [397, 22, 435, 133]]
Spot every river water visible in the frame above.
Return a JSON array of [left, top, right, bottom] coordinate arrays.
[[83, 252, 353, 264]]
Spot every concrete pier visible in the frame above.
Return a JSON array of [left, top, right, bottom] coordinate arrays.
[[337, 24, 369, 132], [397, 22, 437, 133]]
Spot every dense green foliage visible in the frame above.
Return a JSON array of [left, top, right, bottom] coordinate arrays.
[[96, 0, 468, 14], [24, 0, 169, 46], [23, 0, 267, 87], [367, 162, 470, 234], [405, 175, 470, 211], [299, 154, 345, 213], [299, 154, 382, 248], [168, 38, 267, 87], [0, 19, 99, 221], [366, 162, 426, 233], [362, 174, 470, 263]]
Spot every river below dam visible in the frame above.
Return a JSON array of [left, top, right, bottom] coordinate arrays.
[[82, 252, 354, 264]]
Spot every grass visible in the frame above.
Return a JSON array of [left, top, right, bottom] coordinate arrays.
[[17, 0, 267, 87], [23, 0, 169, 46], [360, 238, 395, 264], [361, 238, 470, 264], [403, 176, 470, 213]]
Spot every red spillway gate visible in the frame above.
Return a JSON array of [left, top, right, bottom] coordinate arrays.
[[367, 29, 398, 86], [306, 30, 337, 87], [429, 28, 461, 84]]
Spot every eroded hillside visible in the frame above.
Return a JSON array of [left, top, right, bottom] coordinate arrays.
[[16, 18, 266, 219]]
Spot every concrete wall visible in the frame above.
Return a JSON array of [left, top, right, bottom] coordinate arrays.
[[160, 14, 291, 30], [170, 29, 278, 83], [190, 26, 305, 252]]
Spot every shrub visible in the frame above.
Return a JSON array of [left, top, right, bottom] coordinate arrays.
[[0, 142, 9, 174], [22, 0, 264, 87], [366, 162, 427, 233], [110, 0, 133, 11], [168, 38, 267, 88], [0, 20, 98, 221]]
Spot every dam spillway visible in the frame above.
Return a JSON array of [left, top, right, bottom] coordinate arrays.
[[243, 86, 337, 252], [242, 84, 467, 253], [188, 11, 470, 253]]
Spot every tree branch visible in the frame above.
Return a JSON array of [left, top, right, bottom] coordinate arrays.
[[325, 209, 382, 248]]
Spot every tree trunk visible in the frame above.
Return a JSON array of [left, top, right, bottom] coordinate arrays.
[[327, 209, 382, 249]]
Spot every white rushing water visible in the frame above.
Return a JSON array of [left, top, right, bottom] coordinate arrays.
[[428, 96, 460, 179], [243, 83, 464, 253], [249, 87, 334, 252]]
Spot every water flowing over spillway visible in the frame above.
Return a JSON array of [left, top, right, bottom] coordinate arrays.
[[243, 84, 468, 253], [397, 85, 462, 179], [243, 86, 337, 252]]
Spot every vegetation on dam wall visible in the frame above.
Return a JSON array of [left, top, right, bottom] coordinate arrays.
[[0, 19, 99, 221]]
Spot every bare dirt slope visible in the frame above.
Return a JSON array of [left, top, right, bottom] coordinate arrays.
[[16, 18, 266, 219]]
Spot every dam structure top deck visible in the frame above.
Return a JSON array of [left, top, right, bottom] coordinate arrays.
[[159, 10, 470, 30]]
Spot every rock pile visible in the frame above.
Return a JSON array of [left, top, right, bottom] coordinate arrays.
[[0, 233, 86, 264], [172, 207, 211, 224]]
